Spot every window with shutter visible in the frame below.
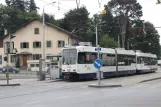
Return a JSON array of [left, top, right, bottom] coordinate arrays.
[[46, 41, 52, 48], [33, 42, 41, 48], [20, 42, 29, 48], [34, 28, 39, 34], [58, 40, 65, 48]]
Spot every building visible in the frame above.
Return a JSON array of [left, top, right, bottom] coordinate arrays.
[[0, 19, 81, 67]]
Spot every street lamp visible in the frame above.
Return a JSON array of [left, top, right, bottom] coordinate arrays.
[[39, 1, 56, 81], [95, 10, 106, 86], [42, 1, 56, 60]]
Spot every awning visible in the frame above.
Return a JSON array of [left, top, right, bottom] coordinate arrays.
[[17, 51, 32, 55]]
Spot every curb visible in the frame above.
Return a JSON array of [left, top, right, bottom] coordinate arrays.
[[0, 83, 20, 86], [88, 84, 122, 88], [0, 79, 12, 80], [45, 79, 63, 83], [139, 77, 161, 83]]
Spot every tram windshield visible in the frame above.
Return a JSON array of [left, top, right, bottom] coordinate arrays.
[[62, 49, 77, 65]]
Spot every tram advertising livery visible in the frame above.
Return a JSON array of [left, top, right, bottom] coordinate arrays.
[[62, 45, 158, 81]]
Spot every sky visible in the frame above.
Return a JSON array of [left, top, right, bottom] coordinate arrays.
[[1, 0, 161, 43]]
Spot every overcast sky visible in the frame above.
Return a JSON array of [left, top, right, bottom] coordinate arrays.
[[1, 0, 161, 43]]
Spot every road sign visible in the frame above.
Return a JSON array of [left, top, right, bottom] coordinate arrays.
[[94, 59, 102, 69], [95, 47, 101, 52]]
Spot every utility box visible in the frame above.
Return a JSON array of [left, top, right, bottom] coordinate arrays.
[[38, 58, 46, 81], [49, 65, 60, 79]]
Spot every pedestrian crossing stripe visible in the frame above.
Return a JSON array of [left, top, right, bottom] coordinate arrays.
[[150, 84, 161, 89], [131, 84, 148, 88]]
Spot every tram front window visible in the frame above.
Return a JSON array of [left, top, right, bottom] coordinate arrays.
[[62, 49, 77, 65]]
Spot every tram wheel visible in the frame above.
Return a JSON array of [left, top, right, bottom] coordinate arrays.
[[64, 74, 71, 81]]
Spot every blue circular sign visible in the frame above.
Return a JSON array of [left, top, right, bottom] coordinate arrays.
[[94, 59, 102, 69]]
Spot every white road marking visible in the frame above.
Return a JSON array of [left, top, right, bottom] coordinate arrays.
[[151, 84, 161, 89], [100, 89, 106, 92], [23, 101, 41, 106], [78, 92, 91, 96], [52, 96, 68, 100], [34, 105, 48, 107]]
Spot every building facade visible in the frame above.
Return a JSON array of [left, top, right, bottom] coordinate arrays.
[[0, 20, 79, 67]]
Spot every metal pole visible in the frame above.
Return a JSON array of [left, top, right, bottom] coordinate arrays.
[[42, 7, 45, 59], [96, 25, 98, 47], [7, 53, 9, 84], [118, 35, 120, 47], [96, 24, 101, 85], [7, 33, 11, 84], [98, 46, 101, 85]]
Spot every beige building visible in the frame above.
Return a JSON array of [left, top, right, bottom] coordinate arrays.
[[0, 20, 80, 67]]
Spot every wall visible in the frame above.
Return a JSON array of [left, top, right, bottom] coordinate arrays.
[[2, 20, 76, 66]]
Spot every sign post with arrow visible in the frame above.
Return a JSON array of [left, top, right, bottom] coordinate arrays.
[[94, 45, 103, 85]]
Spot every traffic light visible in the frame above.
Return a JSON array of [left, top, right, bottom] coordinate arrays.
[[10, 34, 15, 39], [101, 10, 106, 15]]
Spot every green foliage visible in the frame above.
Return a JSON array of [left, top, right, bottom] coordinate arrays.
[[5, 0, 38, 12], [131, 21, 160, 57], [43, 14, 59, 26], [63, 6, 89, 40], [105, 0, 143, 48], [99, 34, 118, 48], [16, 57, 20, 68], [0, 1, 39, 35], [29, 0, 38, 12]]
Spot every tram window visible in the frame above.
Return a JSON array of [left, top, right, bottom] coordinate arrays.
[[102, 53, 107, 66], [92, 53, 97, 61], [78, 52, 97, 64], [137, 57, 141, 64], [62, 49, 77, 65], [111, 55, 116, 66], [151, 58, 157, 65], [118, 55, 124, 66], [101, 54, 115, 66], [118, 55, 135, 66]]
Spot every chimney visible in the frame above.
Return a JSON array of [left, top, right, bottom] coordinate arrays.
[[4, 29, 7, 35]]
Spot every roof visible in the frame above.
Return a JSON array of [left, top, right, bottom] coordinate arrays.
[[17, 51, 32, 55], [1, 19, 82, 40]]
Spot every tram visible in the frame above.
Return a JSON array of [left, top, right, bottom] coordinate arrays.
[[61, 44, 158, 81]]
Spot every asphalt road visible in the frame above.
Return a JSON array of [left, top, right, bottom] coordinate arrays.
[[0, 79, 161, 107]]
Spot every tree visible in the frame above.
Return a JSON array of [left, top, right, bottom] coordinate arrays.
[[43, 14, 59, 26], [29, 0, 38, 12], [131, 21, 160, 57], [99, 34, 118, 48], [106, 0, 143, 49], [63, 6, 89, 40], [5, 0, 26, 11], [0, 2, 40, 36]]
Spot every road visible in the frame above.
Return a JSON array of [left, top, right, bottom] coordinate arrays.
[[0, 79, 161, 107]]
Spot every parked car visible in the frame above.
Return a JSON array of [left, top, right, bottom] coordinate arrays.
[[2, 66, 20, 73]]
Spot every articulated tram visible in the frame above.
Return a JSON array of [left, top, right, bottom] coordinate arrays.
[[61, 45, 158, 81]]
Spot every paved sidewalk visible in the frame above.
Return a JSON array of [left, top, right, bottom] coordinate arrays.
[[0, 71, 161, 88]]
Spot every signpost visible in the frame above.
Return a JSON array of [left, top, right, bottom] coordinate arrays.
[[4, 33, 17, 85], [94, 46, 102, 85]]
